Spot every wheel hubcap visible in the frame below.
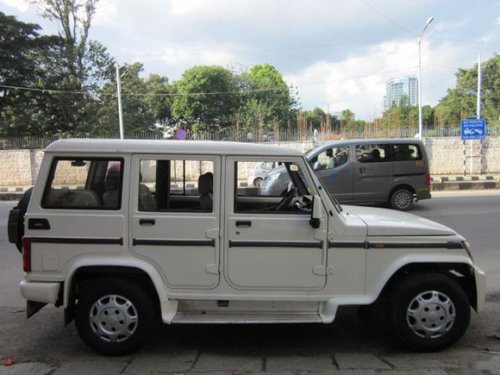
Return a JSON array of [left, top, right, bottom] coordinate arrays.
[[406, 290, 456, 339], [394, 192, 411, 209], [89, 294, 138, 343]]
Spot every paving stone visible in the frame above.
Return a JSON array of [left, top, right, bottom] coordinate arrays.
[[266, 355, 335, 372], [0, 362, 55, 375], [125, 350, 198, 374], [334, 353, 392, 370], [381, 353, 459, 370], [53, 359, 129, 375], [193, 353, 262, 372]]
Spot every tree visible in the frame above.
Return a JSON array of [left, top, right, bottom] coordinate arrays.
[[0, 12, 62, 135], [172, 65, 240, 131], [96, 63, 172, 134], [435, 54, 500, 126], [241, 64, 298, 130], [29, 0, 114, 134]]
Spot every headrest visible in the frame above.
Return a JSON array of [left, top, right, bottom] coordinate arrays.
[[198, 172, 213, 195]]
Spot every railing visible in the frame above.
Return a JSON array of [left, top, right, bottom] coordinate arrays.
[[1, 123, 499, 150]]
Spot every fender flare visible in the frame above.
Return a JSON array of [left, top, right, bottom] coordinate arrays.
[[64, 257, 178, 323]]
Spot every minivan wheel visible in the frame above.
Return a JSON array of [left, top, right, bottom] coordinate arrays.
[[387, 272, 470, 352], [390, 188, 414, 211], [75, 278, 155, 356]]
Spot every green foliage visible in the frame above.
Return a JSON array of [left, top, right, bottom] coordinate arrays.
[[28, 0, 114, 134], [96, 63, 172, 134], [172, 65, 240, 131], [435, 54, 500, 126], [0, 12, 63, 135], [240, 64, 298, 130]]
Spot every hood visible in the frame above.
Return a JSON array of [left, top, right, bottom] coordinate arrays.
[[343, 205, 456, 236]]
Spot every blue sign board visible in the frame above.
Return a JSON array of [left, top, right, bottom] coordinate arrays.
[[461, 119, 486, 140], [175, 129, 187, 140]]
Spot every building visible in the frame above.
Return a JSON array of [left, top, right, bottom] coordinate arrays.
[[383, 76, 418, 110]]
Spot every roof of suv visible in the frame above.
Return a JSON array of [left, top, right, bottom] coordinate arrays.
[[45, 139, 303, 157], [318, 138, 423, 147]]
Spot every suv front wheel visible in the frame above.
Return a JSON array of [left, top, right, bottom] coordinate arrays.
[[75, 278, 156, 356], [387, 272, 470, 352]]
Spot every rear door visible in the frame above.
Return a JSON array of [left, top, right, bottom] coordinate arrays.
[[130, 155, 220, 289], [224, 157, 327, 291], [353, 143, 393, 202], [25, 156, 127, 273]]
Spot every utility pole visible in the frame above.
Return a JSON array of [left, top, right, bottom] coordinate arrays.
[[115, 63, 124, 139], [417, 16, 434, 141], [477, 55, 483, 174]]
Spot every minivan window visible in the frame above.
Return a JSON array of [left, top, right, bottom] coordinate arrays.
[[356, 144, 387, 163], [316, 146, 349, 170], [356, 143, 422, 163]]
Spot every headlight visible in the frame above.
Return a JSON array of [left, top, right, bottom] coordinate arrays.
[[462, 241, 474, 261]]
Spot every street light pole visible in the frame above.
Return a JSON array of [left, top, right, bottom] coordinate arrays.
[[115, 63, 124, 140], [417, 16, 434, 140]]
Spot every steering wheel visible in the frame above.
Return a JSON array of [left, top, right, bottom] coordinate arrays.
[[275, 184, 297, 211]]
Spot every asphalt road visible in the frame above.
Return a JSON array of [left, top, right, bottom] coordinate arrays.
[[0, 192, 499, 374]]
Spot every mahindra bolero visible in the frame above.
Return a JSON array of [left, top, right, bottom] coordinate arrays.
[[8, 139, 485, 355]]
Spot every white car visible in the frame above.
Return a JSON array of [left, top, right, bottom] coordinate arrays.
[[8, 139, 485, 355], [248, 161, 280, 187]]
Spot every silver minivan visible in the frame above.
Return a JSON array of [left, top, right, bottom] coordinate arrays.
[[262, 139, 431, 210]]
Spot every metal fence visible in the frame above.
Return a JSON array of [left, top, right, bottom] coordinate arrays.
[[1, 123, 500, 150]]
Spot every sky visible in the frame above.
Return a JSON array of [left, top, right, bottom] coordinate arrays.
[[1, 0, 499, 120]]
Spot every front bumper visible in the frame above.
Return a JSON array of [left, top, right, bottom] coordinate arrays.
[[20, 280, 60, 304]]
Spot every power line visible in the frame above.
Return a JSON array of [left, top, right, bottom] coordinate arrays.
[[0, 66, 419, 98], [360, 0, 416, 36]]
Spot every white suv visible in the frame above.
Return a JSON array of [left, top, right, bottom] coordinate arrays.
[[8, 139, 485, 355]]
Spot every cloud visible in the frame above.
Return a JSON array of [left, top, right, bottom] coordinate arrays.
[[2, 0, 29, 12], [286, 38, 466, 120], [93, 0, 119, 26]]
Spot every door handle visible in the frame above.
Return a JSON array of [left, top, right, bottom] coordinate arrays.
[[139, 219, 156, 226], [359, 167, 366, 174], [236, 220, 252, 227], [28, 218, 51, 230]]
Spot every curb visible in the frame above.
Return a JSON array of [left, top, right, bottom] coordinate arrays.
[[1, 176, 499, 201], [430, 175, 500, 191]]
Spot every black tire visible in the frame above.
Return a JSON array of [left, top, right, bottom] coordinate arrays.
[[387, 272, 470, 352], [75, 278, 156, 356], [390, 188, 414, 211]]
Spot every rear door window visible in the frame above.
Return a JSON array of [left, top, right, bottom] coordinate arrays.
[[42, 158, 123, 210]]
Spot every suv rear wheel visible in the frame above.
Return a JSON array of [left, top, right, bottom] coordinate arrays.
[[387, 272, 470, 351], [75, 278, 156, 356]]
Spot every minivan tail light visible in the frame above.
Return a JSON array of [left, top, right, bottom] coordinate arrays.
[[425, 173, 431, 186], [22, 237, 31, 272]]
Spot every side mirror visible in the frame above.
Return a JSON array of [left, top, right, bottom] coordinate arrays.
[[310, 195, 322, 229]]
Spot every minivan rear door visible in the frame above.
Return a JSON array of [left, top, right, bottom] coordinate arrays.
[[353, 144, 393, 202]]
